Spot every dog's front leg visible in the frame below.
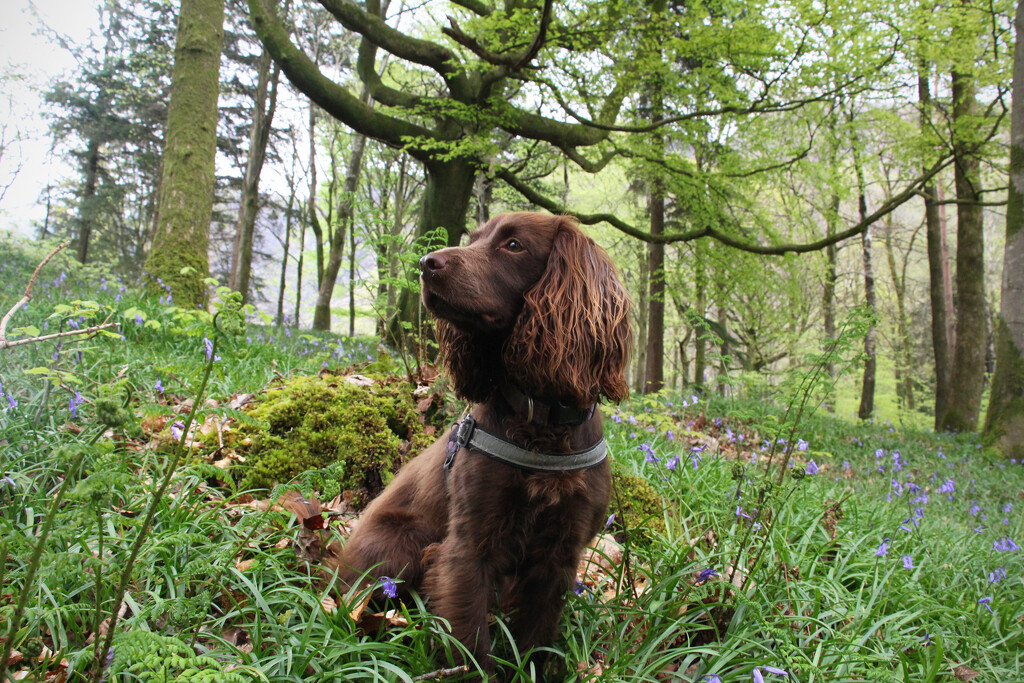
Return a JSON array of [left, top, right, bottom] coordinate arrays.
[[423, 539, 495, 677]]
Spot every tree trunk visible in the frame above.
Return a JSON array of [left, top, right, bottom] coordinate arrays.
[[312, 84, 370, 331], [983, 0, 1024, 457], [230, 47, 280, 303], [643, 187, 666, 394], [312, 129, 368, 330], [294, 207, 306, 327], [308, 103, 325, 288], [693, 242, 707, 389], [633, 246, 649, 395], [76, 137, 101, 264], [822, 191, 839, 412], [276, 188, 295, 327], [939, 68, 987, 432], [883, 215, 917, 410], [857, 225, 877, 420], [849, 109, 875, 420], [349, 212, 357, 337], [919, 69, 955, 427], [144, 0, 224, 308]]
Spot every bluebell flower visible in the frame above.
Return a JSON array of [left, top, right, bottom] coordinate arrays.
[[638, 443, 659, 463], [901, 554, 914, 570], [697, 567, 717, 583], [797, 439, 809, 452], [155, 379, 164, 394], [701, 676, 722, 683], [989, 568, 1006, 583], [605, 513, 616, 528], [806, 460, 819, 475], [978, 596, 993, 614], [171, 421, 185, 441], [381, 576, 398, 599], [875, 538, 890, 557], [762, 666, 788, 676]]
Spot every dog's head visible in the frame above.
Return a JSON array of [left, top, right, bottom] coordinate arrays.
[[420, 212, 632, 408]]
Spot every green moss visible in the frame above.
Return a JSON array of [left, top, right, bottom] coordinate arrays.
[[609, 467, 668, 547], [219, 372, 432, 499]]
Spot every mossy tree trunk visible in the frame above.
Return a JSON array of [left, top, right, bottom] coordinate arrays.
[[983, 0, 1024, 459], [144, 0, 224, 308]]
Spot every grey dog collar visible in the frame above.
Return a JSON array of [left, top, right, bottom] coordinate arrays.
[[444, 417, 607, 473]]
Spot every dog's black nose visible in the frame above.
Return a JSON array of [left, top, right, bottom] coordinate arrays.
[[419, 252, 447, 273]]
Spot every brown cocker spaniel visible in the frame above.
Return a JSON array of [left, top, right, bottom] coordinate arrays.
[[334, 212, 632, 677]]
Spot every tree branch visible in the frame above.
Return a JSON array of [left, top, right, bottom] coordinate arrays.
[[1, 241, 68, 342], [497, 152, 956, 255], [317, 0, 466, 89], [247, 0, 435, 159]]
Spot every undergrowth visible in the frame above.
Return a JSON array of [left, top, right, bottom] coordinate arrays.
[[1, 237, 1022, 682]]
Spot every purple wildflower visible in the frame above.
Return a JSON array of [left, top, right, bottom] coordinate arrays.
[[797, 439, 809, 452], [978, 597, 993, 614], [875, 538, 889, 557], [380, 576, 398, 599], [806, 460, 819, 475], [901, 554, 914, 570], [605, 513, 616, 528]]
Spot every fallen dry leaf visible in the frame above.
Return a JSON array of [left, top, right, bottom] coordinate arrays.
[[954, 664, 980, 681]]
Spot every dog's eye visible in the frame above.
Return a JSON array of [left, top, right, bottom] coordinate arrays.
[[504, 239, 524, 253]]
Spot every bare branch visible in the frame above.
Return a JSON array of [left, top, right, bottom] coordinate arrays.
[[0, 241, 69, 342], [0, 241, 121, 350]]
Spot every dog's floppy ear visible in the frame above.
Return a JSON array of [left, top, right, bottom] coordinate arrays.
[[436, 319, 500, 403], [504, 217, 632, 408]]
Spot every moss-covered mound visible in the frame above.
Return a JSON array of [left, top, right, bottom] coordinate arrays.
[[222, 372, 433, 500], [609, 468, 668, 547]]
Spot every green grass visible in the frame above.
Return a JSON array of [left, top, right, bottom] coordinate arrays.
[[1, 237, 1022, 682]]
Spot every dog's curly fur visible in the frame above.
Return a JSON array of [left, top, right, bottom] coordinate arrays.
[[332, 212, 632, 676]]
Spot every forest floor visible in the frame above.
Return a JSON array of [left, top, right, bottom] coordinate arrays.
[[1, 237, 1022, 682]]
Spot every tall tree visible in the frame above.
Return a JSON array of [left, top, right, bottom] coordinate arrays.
[[919, 64, 955, 428], [229, 45, 281, 302], [44, 0, 175, 268], [983, 0, 1024, 458], [144, 0, 225, 306], [938, 64, 987, 431], [848, 104, 877, 420]]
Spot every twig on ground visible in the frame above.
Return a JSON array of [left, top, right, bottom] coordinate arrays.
[[411, 665, 470, 681]]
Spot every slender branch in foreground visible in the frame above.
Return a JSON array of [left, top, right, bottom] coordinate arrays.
[[0, 241, 67, 340], [0, 241, 121, 350]]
